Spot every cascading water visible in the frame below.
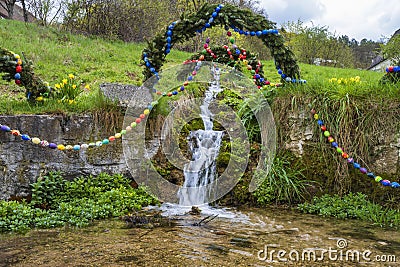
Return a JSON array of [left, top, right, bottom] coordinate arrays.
[[178, 65, 224, 206]]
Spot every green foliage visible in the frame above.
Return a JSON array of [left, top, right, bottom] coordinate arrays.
[[298, 193, 400, 228], [253, 155, 313, 205], [0, 172, 159, 233], [31, 172, 66, 209]]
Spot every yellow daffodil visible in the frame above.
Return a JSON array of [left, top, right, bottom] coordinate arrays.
[[329, 76, 361, 85], [68, 74, 75, 79], [55, 84, 61, 89], [69, 99, 75, 105], [62, 79, 68, 84], [84, 84, 90, 90], [72, 84, 77, 89]]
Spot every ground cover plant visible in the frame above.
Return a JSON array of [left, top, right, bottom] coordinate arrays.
[[0, 172, 159, 232], [298, 192, 400, 228]]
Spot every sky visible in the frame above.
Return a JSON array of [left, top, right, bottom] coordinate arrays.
[[259, 0, 400, 42]]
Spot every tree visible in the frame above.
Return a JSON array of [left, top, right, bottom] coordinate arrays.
[[382, 34, 400, 65], [27, 0, 63, 25], [20, 0, 29, 22], [0, 0, 17, 19]]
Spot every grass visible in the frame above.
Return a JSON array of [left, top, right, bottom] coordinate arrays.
[[0, 20, 193, 114]]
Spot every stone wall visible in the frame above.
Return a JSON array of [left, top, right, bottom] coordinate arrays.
[[0, 114, 129, 200], [282, 108, 400, 177], [1, 104, 399, 200]]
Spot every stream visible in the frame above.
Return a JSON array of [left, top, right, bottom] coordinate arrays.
[[0, 207, 398, 266]]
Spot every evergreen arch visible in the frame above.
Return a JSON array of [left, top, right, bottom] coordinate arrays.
[[142, 3, 300, 81]]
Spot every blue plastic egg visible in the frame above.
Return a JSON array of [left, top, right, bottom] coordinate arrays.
[[353, 163, 361, 169], [1, 125, 10, 132], [21, 134, 30, 141], [391, 182, 400, 188], [49, 143, 57, 149]]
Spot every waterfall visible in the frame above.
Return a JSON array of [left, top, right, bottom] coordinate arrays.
[[178, 65, 224, 206]]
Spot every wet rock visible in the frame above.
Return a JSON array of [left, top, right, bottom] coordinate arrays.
[[189, 206, 201, 215]]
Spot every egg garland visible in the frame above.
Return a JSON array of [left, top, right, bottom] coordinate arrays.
[[386, 66, 400, 73], [14, 54, 23, 86], [0, 50, 207, 152], [142, 3, 301, 81], [1, 4, 305, 151], [222, 31, 307, 87], [311, 109, 400, 189]]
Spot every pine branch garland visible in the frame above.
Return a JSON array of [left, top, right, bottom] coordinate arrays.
[[1, 47, 52, 102], [142, 3, 301, 82]]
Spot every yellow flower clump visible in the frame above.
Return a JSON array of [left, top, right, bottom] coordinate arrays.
[[329, 76, 361, 85]]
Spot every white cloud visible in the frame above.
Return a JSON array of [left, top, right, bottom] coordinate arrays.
[[259, 0, 400, 41]]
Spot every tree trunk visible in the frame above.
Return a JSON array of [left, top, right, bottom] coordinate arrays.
[[5, 0, 17, 19], [20, 0, 29, 22]]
